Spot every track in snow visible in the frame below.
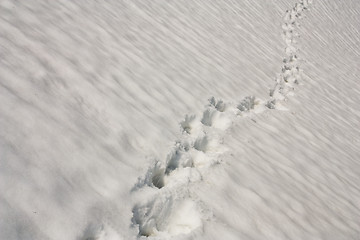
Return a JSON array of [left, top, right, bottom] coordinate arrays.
[[128, 0, 312, 238]]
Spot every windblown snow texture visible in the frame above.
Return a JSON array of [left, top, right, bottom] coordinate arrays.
[[2, 0, 360, 239]]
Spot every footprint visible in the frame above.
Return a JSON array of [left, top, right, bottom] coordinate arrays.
[[269, 0, 310, 102], [201, 108, 216, 127], [194, 133, 224, 156], [151, 162, 166, 189], [132, 192, 201, 237], [165, 199, 202, 235], [132, 193, 175, 237], [194, 135, 209, 153], [201, 97, 233, 130], [237, 96, 255, 112], [208, 96, 226, 112], [148, 140, 194, 189], [202, 97, 228, 126], [266, 99, 277, 109], [180, 115, 199, 134], [165, 142, 193, 175]]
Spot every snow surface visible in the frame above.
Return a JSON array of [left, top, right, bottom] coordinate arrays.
[[1, 0, 360, 239]]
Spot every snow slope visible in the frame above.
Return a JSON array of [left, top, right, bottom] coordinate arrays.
[[0, 0, 359, 239]]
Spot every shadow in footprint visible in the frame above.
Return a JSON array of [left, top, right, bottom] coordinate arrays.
[[209, 96, 226, 112], [180, 115, 197, 134], [194, 135, 209, 153], [165, 147, 193, 175], [201, 97, 227, 127], [151, 162, 165, 189], [237, 96, 255, 112], [201, 109, 216, 127]]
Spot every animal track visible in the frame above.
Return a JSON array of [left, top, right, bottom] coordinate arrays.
[[201, 97, 228, 127], [132, 192, 202, 237], [151, 161, 166, 189], [269, 0, 312, 105], [201, 108, 216, 127], [193, 135, 209, 153], [209, 96, 226, 112], [165, 142, 193, 175], [237, 96, 255, 112], [180, 115, 199, 134], [131, 1, 311, 238]]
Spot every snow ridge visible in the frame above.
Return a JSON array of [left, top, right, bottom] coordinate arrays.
[[130, 0, 311, 238]]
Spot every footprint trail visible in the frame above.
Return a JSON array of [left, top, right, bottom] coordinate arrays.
[[131, 0, 312, 238], [268, 0, 312, 107]]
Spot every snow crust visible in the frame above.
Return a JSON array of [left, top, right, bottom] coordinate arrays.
[[1, 0, 360, 239]]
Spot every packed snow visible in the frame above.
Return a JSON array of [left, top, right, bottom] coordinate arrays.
[[0, 0, 359, 240]]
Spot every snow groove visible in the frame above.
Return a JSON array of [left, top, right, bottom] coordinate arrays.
[[131, 0, 311, 238]]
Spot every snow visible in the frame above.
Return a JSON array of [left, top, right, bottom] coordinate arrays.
[[1, 0, 360, 239]]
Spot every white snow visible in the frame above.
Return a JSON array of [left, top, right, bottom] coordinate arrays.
[[1, 0, 360, 239]]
